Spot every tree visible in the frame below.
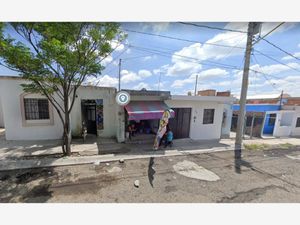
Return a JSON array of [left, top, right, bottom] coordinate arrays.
[[0, 22, 126, 156]]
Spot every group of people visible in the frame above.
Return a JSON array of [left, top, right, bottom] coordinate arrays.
[[127, 121, 173, 149]]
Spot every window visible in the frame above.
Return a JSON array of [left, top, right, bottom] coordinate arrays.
[[296, 117, 300, 127], [268, 113, 276, 126], [24, 98, 50, 120], [203, 109, 215, 124]]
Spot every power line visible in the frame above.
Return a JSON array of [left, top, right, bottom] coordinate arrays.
[[253, 22, 285, 45], [123, 28, 246, 50], [251, 54, 280, 92], [178, 22, 247, 34], [127, 43, 241, 70], [253, 49, 300, 73], [261, 38, 300, 61]]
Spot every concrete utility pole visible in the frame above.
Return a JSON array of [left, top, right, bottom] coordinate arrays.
[[235, 22, 261, 158], [118, 59, 122, 91], [194, 74, 198, 96]]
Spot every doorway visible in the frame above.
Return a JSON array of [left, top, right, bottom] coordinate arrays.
[[263, 113, 277, 135], [81, 100, 97, 135], [168, 108, 191, 139]]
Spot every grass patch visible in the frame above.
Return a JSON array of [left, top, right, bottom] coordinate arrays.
[[244, 143, 271, 151], [279, 143, 294, 149]]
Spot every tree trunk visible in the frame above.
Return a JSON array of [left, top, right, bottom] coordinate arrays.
[[63, 89, 72, 156]]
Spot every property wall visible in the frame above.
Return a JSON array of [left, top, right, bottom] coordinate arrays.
[[272, 111, 294, 137], [165, 100, 224, 140], [0, 97, 4, 128], [221, 103, 232, 138], [0, 78, 63, 140], [278, 106, 300, 137], [70, 86, 118, 138]]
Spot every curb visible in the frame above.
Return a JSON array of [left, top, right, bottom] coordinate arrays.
[[0, 147, 237, 171]]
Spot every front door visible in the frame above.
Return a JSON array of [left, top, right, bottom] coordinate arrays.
[[168, 108, 191, 139], [82, 100, 97, 135]]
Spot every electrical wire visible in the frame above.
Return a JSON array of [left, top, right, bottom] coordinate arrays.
[[253, 22, 285, 45], [253, 49, 300, 73], [178, 22, 247, 34], [123, 28, 246, 50], [261, 38, 300, 61]]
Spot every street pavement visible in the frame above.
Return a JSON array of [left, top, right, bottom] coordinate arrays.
[[0, 146, 300, 203]]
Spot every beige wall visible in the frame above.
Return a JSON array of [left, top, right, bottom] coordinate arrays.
[[0, 79, 63, 140], [70, 86, 118, 138]]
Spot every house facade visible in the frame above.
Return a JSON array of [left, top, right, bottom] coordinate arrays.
[[0, 76, 235, 142]]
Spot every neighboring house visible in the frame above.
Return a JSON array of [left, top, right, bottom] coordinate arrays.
[[0, 76, 118, 140], [0, 76, 235, 142], [232, 103, 300, 138]]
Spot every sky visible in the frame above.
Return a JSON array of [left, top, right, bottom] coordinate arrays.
[[1, 22, 300, 98]]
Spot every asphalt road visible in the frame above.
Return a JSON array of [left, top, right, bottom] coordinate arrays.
[[0, 146, 300, 203]]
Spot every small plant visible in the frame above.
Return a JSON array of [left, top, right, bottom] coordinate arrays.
[[244, 143, 271, 151], [279, 143, 294, 149]]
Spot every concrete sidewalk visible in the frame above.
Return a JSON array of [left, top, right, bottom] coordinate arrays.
[[0, 130, 299, 170]]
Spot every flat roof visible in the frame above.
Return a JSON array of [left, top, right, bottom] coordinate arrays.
[[170, 95, 236, 103]]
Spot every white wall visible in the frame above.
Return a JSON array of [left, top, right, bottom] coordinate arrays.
[[70, 86, 118, 138], [283, 106, 300, 137], [272, 111, 293, 137], [165, 99, 224, 140], [0, 97, 4, 128], [221, 103, 233, 138], [0, 78, 63, 140]]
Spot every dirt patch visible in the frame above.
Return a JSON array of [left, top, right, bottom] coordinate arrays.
[[217, 185, 288, 203], [165, 185, 177, 193], [15, 168, 55, 184], [49, 174, 118, 196]]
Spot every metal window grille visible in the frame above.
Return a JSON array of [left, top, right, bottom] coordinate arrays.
[[24, 98, 50, 120], [203, 109, 215, 124]]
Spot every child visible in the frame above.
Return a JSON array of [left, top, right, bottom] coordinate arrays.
[[164, 128, 173, 148]]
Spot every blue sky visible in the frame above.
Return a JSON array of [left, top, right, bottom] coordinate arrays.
[[1, 22, 300, 98]]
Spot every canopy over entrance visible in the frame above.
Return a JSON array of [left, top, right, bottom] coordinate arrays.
[[125, 101, 175, 121]]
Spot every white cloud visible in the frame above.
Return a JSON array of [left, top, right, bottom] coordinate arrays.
[[198, 68, 229, 79], [109, 40, 124, 52], [120, 69, 152, 84], [142, 22, 170, 33], [120, 70, 141, 83], [282, 52, 300, 61], [133, 82, 151, 90], [138, 69, 152, 78], [100, 55, 113, 66], [142, 56, 153, 61], [85, 75, 118, 87]]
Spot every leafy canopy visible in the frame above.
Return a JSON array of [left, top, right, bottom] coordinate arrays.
[[0, 22, 125, 95]]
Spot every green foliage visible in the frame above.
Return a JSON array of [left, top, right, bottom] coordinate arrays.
[[0, 22, 125, 95]]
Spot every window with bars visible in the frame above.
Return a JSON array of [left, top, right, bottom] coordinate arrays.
[[24, 98, 50, 120], [203, 109, 215, 124]]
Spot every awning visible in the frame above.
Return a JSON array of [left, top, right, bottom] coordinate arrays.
[[124, 101, 175, 121]]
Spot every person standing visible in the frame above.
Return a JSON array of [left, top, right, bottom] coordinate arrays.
[[164, 128, 173, 148]]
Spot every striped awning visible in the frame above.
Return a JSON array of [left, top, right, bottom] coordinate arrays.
[[124, 101, 175, 121]]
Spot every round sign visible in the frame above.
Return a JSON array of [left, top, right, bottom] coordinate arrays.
[[116, 91, 130, 106]]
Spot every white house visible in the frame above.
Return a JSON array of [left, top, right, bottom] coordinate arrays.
[[0, 76, 119, 140], [0, 76, 235, 142]]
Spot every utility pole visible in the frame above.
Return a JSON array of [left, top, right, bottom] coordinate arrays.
[[194, 74, 198, 96], [279, 90, 284, 110], [118, 59, 122, 91], [235, 22, 261, 159]]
